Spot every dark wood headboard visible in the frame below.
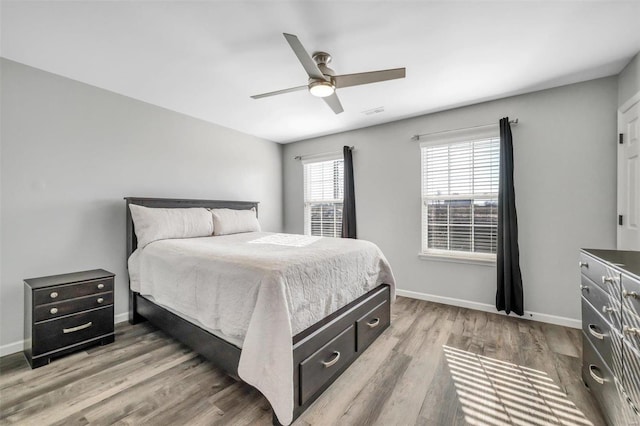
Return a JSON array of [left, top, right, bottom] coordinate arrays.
[[124, 197, 259, 259]]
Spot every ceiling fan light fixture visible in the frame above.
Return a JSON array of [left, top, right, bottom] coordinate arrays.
[[309, 80, 335, 98]]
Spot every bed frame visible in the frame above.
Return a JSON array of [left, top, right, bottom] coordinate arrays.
[[125, 197, 391, 425]]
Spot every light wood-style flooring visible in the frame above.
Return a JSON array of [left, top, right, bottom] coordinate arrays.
[[0, 297, 605, 425]]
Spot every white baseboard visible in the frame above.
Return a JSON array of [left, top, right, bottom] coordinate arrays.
[[396, 289, 581, 329], [1, 312, 131, 357], [0, 340, 25, 358], [115, 312, 129, 324]]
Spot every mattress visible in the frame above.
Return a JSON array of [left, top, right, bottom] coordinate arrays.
[[128, 231, 395, 424]]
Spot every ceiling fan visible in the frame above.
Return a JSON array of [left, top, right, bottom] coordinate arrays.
[[250, 33, 406, 114]]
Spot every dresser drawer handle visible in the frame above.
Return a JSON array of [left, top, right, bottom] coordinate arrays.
[[588, 324, 605, 340], [97, 283, 105, 290], [602, 276, 617, 285], [579, 261, 589, 268], [63, 322, 93, 334], [50, 292, 58, 299], [602, 305, 615, 314], [97, 298, 104, 304], [624, 326, 640, 336], [321, 351, 341, 368], [367, 318, 380, 328], [50, 307, 58, 315], [623, 290, 639, 299], [579, 284, 589, 292], [589, 365, 604, 385]]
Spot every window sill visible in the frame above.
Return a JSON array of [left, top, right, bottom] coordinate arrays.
[[418, 253, 496, 266]]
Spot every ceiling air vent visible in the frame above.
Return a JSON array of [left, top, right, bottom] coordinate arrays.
[[362, 106, 385, 115]]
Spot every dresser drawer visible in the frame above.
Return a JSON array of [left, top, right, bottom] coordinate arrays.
[[623, 307, 640, 356], [356, 299, 390, 352], [582, 336, 636, 425], [580, 252, 622, 297], [623, 340, 640, 419], [622, 274, 640, 320], [33, 277, 113, 305], [34, 292, 113, 322], [299, 325, 356, 405], [32, 306, 114, 356], [582, 300, 621, 370], [581, 277, 622, 331]]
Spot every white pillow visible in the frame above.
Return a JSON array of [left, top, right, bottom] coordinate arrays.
[[210, 208, 261, 236], [129, 204, 213, 248]]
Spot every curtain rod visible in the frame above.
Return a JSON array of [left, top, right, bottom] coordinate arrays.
[[294, 146, 354, 161], [411, 118, 519, 141]]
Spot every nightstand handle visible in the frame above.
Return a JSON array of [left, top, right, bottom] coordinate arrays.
[[63, 322, 92, 334], [579, 261, 589, 268], [97, 283, 105, 290], [50, 307, 58, 315], [97, 298, 104, 304], [50, 292, 58, 299]]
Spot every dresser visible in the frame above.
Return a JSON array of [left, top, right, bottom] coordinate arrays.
[[24, 269, 115, 368], [580, 249, 640, 425]]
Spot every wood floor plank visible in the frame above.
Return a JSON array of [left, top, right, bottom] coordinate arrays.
[[0, 297, 606, 426]]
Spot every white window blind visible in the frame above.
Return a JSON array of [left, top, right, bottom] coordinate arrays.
[[304, 158, 344, 237], [421, 136, 500, 259]]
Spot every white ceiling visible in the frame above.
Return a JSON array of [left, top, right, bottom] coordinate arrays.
[[2, 1, 640, 143]]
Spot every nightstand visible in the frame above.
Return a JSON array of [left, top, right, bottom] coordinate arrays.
[[24, 269, 115, 368]]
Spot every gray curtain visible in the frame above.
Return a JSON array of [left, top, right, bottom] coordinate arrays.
[[496, 117, 524, 315], [341, 146, 356, 239]]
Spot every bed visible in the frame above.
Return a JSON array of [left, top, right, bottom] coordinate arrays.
[[125, 197, 395, 425]]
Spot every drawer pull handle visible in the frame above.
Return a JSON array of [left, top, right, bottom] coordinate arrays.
[[588, 324, 605, 340], [50, 307, 58, 315], [579, 285, 589, 292], [602, 276, 616, 285], [50, 292, 58, 299], [624, 326, 640, 336], [602, 305, 615, 314], [589, 365, 604, 385], [623, 290, 639, 299], [63, 322, 93, 334], [579, 261, 589, 268], [321, 351, 341, 368], [97, 283, 105, 290], [97, 298, 104, 304], [367, 318, 381, 328]]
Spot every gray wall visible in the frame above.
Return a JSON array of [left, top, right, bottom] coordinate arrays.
[[283, 77, 618, 323], [618, 52, 640, 107], [0, 59, 283, 351]]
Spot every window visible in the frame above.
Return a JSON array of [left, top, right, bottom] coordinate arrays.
[[421, 134, 500, 261], [304, 157, 344, 237]]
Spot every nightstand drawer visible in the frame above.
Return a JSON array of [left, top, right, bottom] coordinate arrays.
[[32, 306, 114, 356], [33, 277, 113, 305], [34, 292, 113, 322]]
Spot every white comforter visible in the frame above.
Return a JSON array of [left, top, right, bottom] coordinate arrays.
[[128, 232, 395, 425]]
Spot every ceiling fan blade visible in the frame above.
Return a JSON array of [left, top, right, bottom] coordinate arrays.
[[333, 68, 406, 89], [283, 33, 328, 81], [322, 92, 344, 114], [250, 85, 308, 99]]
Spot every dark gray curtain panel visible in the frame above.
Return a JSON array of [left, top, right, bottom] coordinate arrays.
[[496, 118, 524, 315], [341, 146, 357, 239]]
